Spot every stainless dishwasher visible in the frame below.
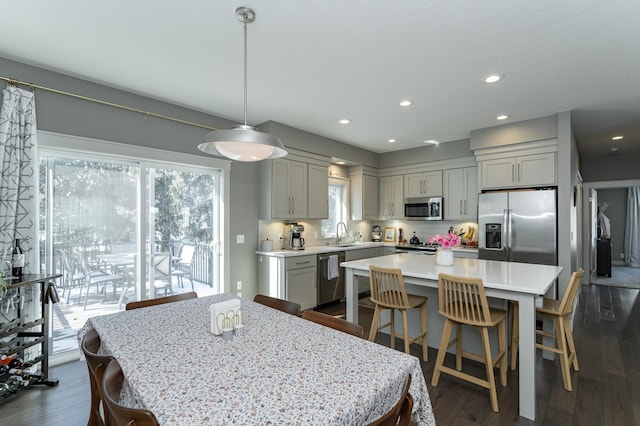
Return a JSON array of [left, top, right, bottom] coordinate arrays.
[[317, 251, 345, 305]]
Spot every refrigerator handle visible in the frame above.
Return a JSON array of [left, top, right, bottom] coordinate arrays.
[[505, 209, 511, 258]]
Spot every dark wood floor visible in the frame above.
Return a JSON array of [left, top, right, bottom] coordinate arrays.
[[1, 283, 638, 425]]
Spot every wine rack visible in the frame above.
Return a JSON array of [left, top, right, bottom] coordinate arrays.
[[0, 274, 61, 401]]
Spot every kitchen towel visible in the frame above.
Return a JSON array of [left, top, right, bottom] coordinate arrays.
[[327, 255, 339, 280], [209, 299, 242, 335]]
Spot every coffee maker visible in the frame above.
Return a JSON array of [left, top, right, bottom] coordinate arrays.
[[288, 224, 305, 250], [372, 225, 382, 242]]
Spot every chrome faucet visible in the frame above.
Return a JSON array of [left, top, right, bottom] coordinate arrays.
[[336, 222, 347, 245]]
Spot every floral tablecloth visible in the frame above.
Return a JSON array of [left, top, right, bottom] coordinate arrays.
[[79, 294, 435, 425]]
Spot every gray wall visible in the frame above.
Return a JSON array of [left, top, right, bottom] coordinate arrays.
[[470, 115, 558, 149], [581, 154, 640, 182], [597, 188, 628, 262]]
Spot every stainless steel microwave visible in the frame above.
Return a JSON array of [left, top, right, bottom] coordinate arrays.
[[404, 197, 443, 220]]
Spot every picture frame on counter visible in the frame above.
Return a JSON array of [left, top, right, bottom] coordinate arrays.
[[383, 227, 396, 242]]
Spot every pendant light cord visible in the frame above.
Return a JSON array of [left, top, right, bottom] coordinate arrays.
[[243, 18, 248, 126]]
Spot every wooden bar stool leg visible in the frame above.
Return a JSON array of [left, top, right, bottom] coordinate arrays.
[[555, 317, 573, 391], [455, 324, 463, 371], [563, 316, 580, 371], [369, 305, 382, 342], [498, 317, 507, 386], [421, 303, 428, 361], [402, 310, 411, 355], [481, 327, 499, 413], [431, 319, 453, 386]]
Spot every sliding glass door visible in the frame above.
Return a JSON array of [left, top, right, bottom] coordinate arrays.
[[40, 152, 222, 356]]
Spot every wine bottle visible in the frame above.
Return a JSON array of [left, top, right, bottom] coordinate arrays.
[[11, 239, 24, 278]]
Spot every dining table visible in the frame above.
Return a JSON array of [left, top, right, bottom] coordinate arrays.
[[342, 253, 564, 421], [78, 293, 436, 425]]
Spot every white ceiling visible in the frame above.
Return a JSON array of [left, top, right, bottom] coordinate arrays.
[[1, 0, 639, 159]]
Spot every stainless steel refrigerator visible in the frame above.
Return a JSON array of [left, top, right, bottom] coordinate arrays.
[[478, 189, 557, 266]]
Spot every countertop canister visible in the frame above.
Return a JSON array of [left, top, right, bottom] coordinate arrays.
[[260, 239, 273, 251]]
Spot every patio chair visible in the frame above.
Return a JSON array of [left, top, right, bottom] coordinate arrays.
[[59, 249, 84, 303], [176, 244, 195, 290], [79, 256, 123, 310], [152, 252, 174, 296]]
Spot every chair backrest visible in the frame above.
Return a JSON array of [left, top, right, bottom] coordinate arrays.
[[180, 245, 196, 264], [152, 252, 171, 278], [558, 268, 585, 314], [369, 265, 411, 309], [101, 358, 160, 426], [301, 310, 365, 338], [81, 328, 113, 426], [437, 273, 492, 326], [253, 294, 301, 316], [125, 291, 198, 310], [368, 374, 413, 426]]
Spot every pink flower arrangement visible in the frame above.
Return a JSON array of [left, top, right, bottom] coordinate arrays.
[[428, 232, 461, 249]]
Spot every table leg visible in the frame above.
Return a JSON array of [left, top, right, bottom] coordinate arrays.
[[518, 294, 536, 420], [345, 269, 358, 325]]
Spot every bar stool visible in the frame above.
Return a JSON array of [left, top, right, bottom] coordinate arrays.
[[368, 265, 428, 361], [510, 269, 584, 391], [431, 272, 507, 412]]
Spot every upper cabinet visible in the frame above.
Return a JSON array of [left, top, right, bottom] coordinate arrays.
[[404, 171, 442, 198], [350, 166, 378, 220], [308, 164, 329, 219], [260, 150, 329, 220], [480, 152, 556, 190], [379, 175, 404, 219], [271, 159, 308, 219], [443, 167, 478, 220]]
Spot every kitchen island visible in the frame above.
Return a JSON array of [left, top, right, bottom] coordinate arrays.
[[342, 253, 563, 421]]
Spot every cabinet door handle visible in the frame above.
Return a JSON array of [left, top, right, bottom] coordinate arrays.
[[460, 200, 463, 215], [464, 200, 467, 215], [295, 260, 311, 266], [292, 197, 295, 214], [512, 164, 515, 183], [391, 202, 394, 216], [518, 164, 521, 182]]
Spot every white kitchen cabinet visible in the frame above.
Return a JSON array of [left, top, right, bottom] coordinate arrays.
[[351, 173, 378, 220], [258, 254, 317, 310], [379, 175, 404, 219], [268, 159, 308, 219], [481, 153, 556, 190], [443, 167, 478, 220], [308, 164, 329, 219], [404, 170, 442, 198]]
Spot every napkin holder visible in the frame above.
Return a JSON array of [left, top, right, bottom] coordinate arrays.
[[209, 299, 242, 335]]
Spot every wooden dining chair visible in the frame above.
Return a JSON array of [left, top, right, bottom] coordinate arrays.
[[81, 328, 113, 426], [101, 358, 159, 426], [368, 374, 413, 426], [368, 265, 428, 361], [510, 268, 584, 391], [301, 310, 365, 338], [253, 294, 301, 316], [431, 273, 507, 412], [125, 291, 198, 310]]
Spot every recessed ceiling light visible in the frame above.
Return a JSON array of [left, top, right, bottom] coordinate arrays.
[[610, 147, 619, 152], [612, 135, 623, 140], [387, 139, 397, 143], [423, 140, 439, 145], [484, 73, 504, 84], [338, 119, 351, 124], [399, 100, 413, 107], [336, 161, 346, 165], [496, 114, 510, 120]]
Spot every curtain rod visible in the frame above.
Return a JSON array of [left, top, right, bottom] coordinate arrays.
[[0, 76, 219, 131]]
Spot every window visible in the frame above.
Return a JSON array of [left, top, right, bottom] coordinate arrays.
[[321, 178, 349, 238]]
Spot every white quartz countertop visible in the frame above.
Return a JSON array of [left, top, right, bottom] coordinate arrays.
[[256, 242, 478, 257], [342, 253, 563, 295]]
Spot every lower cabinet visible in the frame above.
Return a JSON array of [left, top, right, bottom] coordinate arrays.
[[345, 247, 386, 293], [258, 254, 316, 311]]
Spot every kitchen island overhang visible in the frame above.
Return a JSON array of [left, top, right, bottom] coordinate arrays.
[[342, 253, 563, 422]]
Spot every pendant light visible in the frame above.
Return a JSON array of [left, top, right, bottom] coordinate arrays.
[[198, 7, 287, 162]]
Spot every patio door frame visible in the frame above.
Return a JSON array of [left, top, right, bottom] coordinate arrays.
[[38, 131, 231, 294]]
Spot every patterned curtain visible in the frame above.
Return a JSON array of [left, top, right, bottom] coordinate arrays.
[[0, 86, 39, 275]]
